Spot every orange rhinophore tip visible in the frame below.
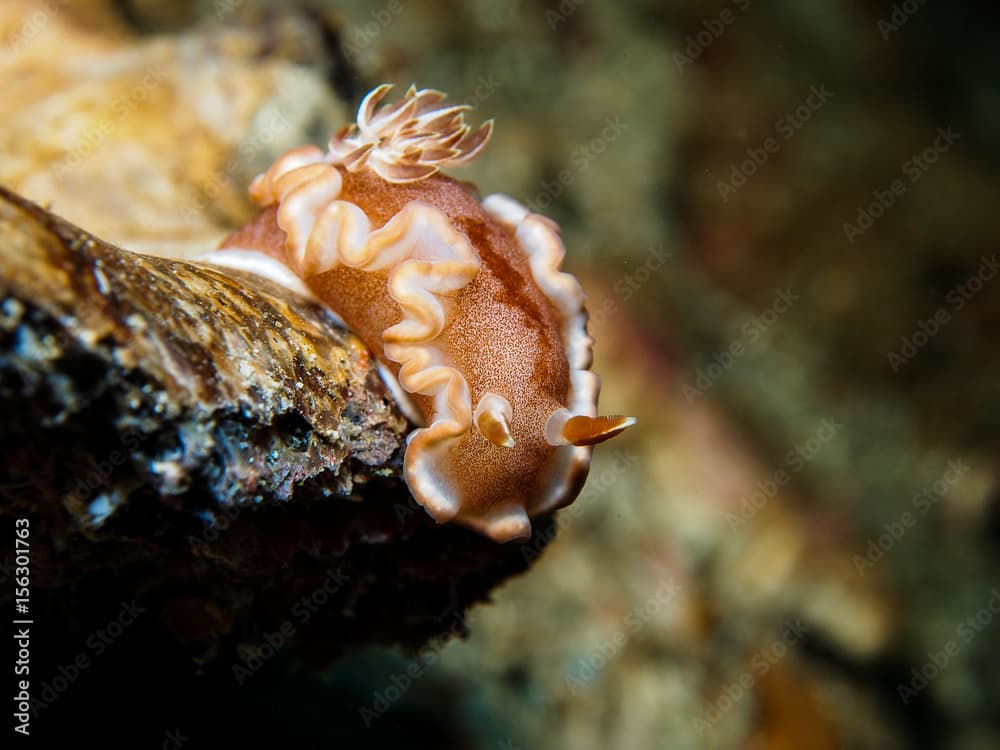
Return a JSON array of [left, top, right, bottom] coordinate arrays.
[[562, 414, 637, 447]]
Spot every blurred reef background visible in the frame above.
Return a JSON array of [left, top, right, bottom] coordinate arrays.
[[1, 0, 998, 748]]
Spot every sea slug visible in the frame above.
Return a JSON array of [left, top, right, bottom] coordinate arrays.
[[205, 84, 634, 542]]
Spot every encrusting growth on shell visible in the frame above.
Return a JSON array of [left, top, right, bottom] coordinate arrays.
[[207, 84, 635, 542]]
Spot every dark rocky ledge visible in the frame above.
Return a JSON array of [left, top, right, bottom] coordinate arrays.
[[0, 183, 551, 692]]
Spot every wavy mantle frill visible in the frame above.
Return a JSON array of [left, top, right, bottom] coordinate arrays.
[[247, 148, 485, 526]]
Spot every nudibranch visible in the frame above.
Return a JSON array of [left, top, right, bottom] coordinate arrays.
[[205, 84, 635, 542]]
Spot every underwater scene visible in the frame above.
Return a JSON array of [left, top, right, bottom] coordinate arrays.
[[1, 1, 998, 748]]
